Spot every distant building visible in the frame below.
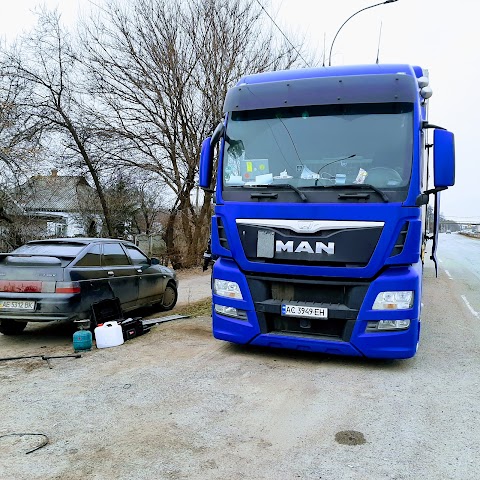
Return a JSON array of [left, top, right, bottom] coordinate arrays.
[[15, 169, 102, 238]]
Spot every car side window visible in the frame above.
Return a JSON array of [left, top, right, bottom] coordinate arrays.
[[125, 246, 150, 266], [102, 243, 130, 267], [74, 245, 101, 267]]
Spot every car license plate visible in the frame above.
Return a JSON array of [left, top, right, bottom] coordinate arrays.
[[0, 300, 36, 310], [281, 304, 328, 319]]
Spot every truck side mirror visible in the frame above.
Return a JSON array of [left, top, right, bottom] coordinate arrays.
[[199, 137, 213, 189], [199, 122, 225, 190], [433, 129, 455, 188]]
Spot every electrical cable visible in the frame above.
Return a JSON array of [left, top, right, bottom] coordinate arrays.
[[0, 433, 49, 454], [254, 0, 310, 67]]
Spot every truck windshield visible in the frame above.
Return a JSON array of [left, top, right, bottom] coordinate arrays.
[[223, 103, 413, 201]]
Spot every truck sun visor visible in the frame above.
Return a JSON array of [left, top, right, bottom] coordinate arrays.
[[223, 74, 418, 113]]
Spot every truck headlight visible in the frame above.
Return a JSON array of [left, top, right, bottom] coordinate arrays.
[[372, 291, 413, 310], [213, 279, 243, 300]]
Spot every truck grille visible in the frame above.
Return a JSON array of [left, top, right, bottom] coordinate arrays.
[[246, 273, 370, 341], [265, 313, 349, 339], [238, 224, 382, 266]]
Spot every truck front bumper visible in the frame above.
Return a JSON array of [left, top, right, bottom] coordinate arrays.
[[212, 258, 422, 359]]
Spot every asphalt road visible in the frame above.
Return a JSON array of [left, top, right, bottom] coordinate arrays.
[[434, 232, 480, 317], [0, 233, 479, 479]]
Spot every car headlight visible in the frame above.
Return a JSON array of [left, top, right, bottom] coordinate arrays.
[[213, 279, 243, 300], [372, 291, 413, 310]]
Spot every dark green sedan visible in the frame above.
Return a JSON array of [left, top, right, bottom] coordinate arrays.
[[0, 238, 177, 335]]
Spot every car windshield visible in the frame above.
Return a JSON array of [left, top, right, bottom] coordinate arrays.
[[13, 243, 86, 257], [223, 103, 413, 200]]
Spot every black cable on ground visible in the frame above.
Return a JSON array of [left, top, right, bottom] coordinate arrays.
[[0, 433, 49, 454]]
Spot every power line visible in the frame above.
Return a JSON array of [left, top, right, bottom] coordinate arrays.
[[254, 0, 310, 68]]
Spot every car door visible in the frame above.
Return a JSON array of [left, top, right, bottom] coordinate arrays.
[[101, 242, 139, 310], [69, 243, 111, 306], [123, 244, 166, 304]]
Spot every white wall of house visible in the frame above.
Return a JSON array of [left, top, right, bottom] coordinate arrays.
[[44, 212, 102, 237]]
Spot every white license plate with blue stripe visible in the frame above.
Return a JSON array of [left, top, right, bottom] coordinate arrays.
[[281, 304, 328, 319], [0, 300, 36, 310]]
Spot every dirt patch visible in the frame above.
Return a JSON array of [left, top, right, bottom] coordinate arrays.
[[19, 359, 46, 373], [335, 430, 367, 446], [175, 266, 205, 280]]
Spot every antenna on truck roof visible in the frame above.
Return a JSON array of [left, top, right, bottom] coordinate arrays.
[[375, 21, 383, 64], [322, 32, 326, 67]]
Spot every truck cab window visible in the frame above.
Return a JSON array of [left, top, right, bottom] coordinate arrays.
[[224, 103, 413, 201]]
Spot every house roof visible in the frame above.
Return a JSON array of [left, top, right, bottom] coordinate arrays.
[[18, 172, 99, 213]]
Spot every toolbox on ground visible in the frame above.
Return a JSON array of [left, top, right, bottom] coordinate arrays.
[[121, 317, 150, 339], [91, 298, 150, 341]]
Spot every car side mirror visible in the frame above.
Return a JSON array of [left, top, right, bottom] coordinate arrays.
[[150, 257, 160, 265]]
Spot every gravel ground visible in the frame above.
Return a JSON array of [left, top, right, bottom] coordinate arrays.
[[1, 263, 479, 479], [174, 268, 211, 306]]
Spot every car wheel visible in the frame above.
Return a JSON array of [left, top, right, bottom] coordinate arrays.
[[0, 320, 28, 335], [160, 282, 178, 311]]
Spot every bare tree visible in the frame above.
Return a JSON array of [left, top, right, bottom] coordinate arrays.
[[134, 177, 168, 235], [80, 0, 308, 267], [0, 52, 45, 245], [1, 9, 116, 237], [0, 62, 44, 176]]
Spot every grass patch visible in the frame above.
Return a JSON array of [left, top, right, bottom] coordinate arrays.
[[174, 298, 212, 317], [145, 298, 212, 320]]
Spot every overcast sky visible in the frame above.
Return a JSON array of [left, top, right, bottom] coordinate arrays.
[[1, 0, 476, 221]]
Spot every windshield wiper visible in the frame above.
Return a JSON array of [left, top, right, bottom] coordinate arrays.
[[237, 183, 308, 202], [321, 183, 389, 203]]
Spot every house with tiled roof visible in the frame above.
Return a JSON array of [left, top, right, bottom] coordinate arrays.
[[16, 169, 102, 238]]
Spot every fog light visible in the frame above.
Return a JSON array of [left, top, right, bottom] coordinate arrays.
[[214, 304, 247, 320], [366, 320, 411, 331], [213, 279, 243, 299], [373, 291, 413, 310]]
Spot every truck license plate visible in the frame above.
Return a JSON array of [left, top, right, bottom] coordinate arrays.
[[281, 304, 328, 319], [0, 300, 36, 310]]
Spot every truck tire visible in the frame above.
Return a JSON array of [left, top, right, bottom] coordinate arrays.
[[0, 320, 28, 335]]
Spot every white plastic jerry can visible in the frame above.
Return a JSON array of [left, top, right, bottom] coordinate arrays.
[[94, 321, 124, 349]]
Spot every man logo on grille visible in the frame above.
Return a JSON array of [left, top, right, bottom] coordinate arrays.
[[275, 240, 335, 255]]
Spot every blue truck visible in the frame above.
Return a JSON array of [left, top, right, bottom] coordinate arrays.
[[199, 64, 455, 359]]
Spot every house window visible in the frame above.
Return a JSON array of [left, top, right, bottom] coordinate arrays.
[[55, 223, 67, 237], [47, 222, 67, 237]]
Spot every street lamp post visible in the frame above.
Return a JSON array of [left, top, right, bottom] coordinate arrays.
[[328, 0, 398, 66]]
